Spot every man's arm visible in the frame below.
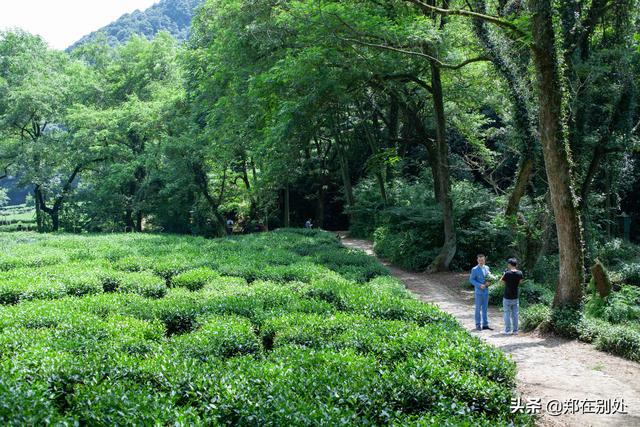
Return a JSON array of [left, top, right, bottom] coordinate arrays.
[[469, 268, 483, 288]]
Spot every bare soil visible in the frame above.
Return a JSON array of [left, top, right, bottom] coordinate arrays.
[[340, 236, 640, 427]]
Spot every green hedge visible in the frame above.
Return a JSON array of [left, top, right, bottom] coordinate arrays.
[[0, 230, 528, 425]]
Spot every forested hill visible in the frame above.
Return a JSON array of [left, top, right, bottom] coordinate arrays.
[[67, 0, 203, 51]]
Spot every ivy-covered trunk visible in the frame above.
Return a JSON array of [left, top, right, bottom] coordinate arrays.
[[529, 0, 584, 307]]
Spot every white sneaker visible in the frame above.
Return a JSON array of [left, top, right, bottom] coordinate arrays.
[[502, 330, 511, 335]]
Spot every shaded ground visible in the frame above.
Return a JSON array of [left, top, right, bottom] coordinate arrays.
[[340, 236, 640, 427]]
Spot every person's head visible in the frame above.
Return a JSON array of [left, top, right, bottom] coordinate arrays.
[[507, 258, 518, 269], [477, 254, 486, 266]]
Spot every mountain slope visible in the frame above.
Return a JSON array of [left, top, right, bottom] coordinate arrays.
[[68, 0, 204, 51]]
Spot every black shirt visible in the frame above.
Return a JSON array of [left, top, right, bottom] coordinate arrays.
[[502, 269, 523, 300]]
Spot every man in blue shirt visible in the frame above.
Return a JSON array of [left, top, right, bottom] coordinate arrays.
[[469, 254, 493, 330]]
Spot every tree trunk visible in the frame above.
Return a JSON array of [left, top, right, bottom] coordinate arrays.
[[34, 185, 62, 232], [339, 151, 355, 208], [333, 128, 355, 209], [529, 0, 584, 307], [506, 157, 534, 217], [316, 185, 325, 229], [135, 211, 143, 232], [605, 155, 612, 238], [400, 100, 442, 202], [124, 209, 134, 232], [361, 114, 388, 204], [283, 184, 290, 228], [428, 61, 457, 272], [34, 187, 44, 232], [51, 210, 60, 232]]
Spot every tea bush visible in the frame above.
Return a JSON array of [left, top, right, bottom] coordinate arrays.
[[0, 230, 528, 425], [520, 304, 552, 332], [171, 267, 219, 291]]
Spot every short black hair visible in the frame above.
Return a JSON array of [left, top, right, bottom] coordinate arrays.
[[507, 258, 518, 267], [477, 254, 485, 258]]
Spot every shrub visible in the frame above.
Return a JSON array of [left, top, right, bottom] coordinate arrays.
[[620, 263, 640, 287], [603, 285, 640, 323], [520, 304, 551, 331], [519, 281, 555, 306], [585, 284, 640, 324], [595, 324, 640, 362], [549, 307, 583, 339], [153, 290, 204, 335], [0, 230, 529, 425], [151, 258, 192, 284], [595, 239, 640, 269], [118, 272, 167, 298], [488, 280, 553, 308], [577, 316, 609, 344], [171, 316, 262, 360], [112, 256, 152, 272], [172, 267, 219, 291]]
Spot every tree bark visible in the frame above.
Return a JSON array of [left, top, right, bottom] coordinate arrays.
[[34, 164, 84, 232], [34, 186, 44, 232], [283, 184, 290, 228], [124, 209, 134, 232], [529, 0, 584, 307], [338, 145, 355, 208], [506, 157, 534, 217], [332, 124, 355, 210], [428, 60, 457, 272]]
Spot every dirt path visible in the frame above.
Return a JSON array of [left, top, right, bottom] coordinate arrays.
[[340, 237, 640, 427]]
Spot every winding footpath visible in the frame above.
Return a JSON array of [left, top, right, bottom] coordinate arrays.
[[340, 236, 640, 427]]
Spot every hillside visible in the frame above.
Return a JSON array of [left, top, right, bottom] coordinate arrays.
[[68, 0, 203, 50]]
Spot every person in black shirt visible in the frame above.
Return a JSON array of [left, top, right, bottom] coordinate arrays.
[[501, 258, 523, 335]]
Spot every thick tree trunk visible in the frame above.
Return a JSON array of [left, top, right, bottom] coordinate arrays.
[[428, 61, 457, 272], [34, 185, 61, 232], [51, 211, 60, 232], [529, 0, 584, 307]]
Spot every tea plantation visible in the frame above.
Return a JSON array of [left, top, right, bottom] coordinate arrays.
[[0, 230, 530, 425]]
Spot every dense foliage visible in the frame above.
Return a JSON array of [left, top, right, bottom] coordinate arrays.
[[68, 0, 204, 51], [0, 230, 529, 425]]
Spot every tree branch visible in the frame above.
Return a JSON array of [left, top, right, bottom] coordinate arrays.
[[339, 36, 489, 69], [375, 73, 433, 93], [405, 0, 527, 36]]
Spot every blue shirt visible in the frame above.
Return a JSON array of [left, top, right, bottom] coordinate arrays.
[[469, 264, 490, 293]]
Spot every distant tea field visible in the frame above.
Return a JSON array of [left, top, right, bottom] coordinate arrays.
[[0, 230, 529, 425]]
